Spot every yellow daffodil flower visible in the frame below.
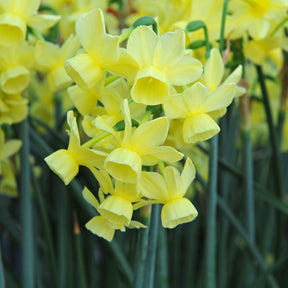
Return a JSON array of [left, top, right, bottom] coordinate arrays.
[[35, 35, 80, 91], [164, 81, 235, 143], [89, 167, 141, 227], [95, 99, 183, 183], [64, 8, 120, 91], [0, 43, 34, 95], [0, 90, 28, 124], [229, 0, 288, 40], [139, 157, 198, 228], [109, 26, 202, 105], [0, 0, 60, 45], [0, 128, 21, 174], [83, 184, 145, 242], [45, 110, 107, 185]]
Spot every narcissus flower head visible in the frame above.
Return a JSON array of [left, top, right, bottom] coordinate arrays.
[[139, 157, 198, 228], [110, 26, 203, 105], [64, 8, 120, 90]]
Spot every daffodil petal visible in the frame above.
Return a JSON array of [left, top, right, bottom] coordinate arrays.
[[161, 198, 198, 228], [44, 149, 78, 185], [183, 114, 220, 143], [85, 216, 115, 242], [132, 117, 169, 149], [154, 30, 185, 70], [166, 56, 203, 86], [139, 171, 168, 201], [204, 48, 224, 89], [98, 195, 133, 226], [127, 25, 158, 66], [141, 146, 183, 165], [104, 147, 141, 183], [65, 53, 102, 90], [27, 14, 61, 32], [82, 187, 100, 210], [204, 84, 236, 113]]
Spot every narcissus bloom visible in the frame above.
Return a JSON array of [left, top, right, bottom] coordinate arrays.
[[95, 99, 183, 183], [35, 35, 80, 91], [0, 0, 60, 45], [0, 128, 21, 174], [45, 111, 107, 185], [139, 157, 198, 228], [110, 26, 202, 105], [164, 48, 244, 143], [89, 168, 141, 227], [65, 8, 120, 90], [83, 183, 145, 242], [229, 0, 288, 40], [0, 90, 28, 124], [164, 82, 234, 143], [0, 44, 34, 95]]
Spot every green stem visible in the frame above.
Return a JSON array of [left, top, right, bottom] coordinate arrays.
[[19, 118, 34, 288], [81, 131, 110, 148], [31, 166, 58, 282], [217, 196, 279, 288], [156, 227, 169, 288], [242, 130, 255, 243], [219, 0, 230, 54], [30, 125, 134, 285], [74, 219, 87, 288], [256, 65, 283, 198], [133, 207, 151, 287], [205, 136, 218, 288], [143, 204, 161, 288], [0, 245, 5, 288], [196, 144, 288, 214], [270, 16, 288, 36]]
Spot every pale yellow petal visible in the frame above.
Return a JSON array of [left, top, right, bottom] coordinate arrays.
[[249, 19, 270, 40], [98, 195, 133, 226], [35, 40, 58, 70], [163, 94, 187, 119], [90, 167, 114, 195], [204, 84, 236, 113], [163, 166, 181, 198], [166, 56, 203, 86], [132, 117, 169, 150], [104, 148, 142, 183], [223, 65, 243, 85], [161, 198, 198, 228], [68, 85, 100, 115], [64, 53, 102, 90], [154, 30, 185, 70], [181, 157, 196, 193], [127, 25, 158, 67], [0, 66, 30, 94], [85, 216, 115, 242], [27, 14, 61, 32], [141, 146, 183, 165], [107, 48, 138, 83], [0, 13, 26, 45], [75, 8, 105, 54], [76, 147, 107, 169], [82, 187, 100, 209], [183, 114, 220, 143], [67, 111, 80, 152], [131, 67, 169, 105], [139, 171, 168, 201], [44, 149, 78, 185], [48, 66, 72, 91], [1, 140, 21, 159], [204, 48, 224, 89]]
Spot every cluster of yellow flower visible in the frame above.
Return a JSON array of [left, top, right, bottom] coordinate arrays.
[[0, 0, 287, 242]]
